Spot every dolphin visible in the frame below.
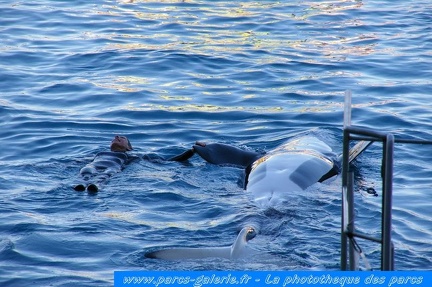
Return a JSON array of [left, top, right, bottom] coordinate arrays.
[[193, 136, 342, 208], [145, 226, 257, 260], [146, 134, 370, 260]]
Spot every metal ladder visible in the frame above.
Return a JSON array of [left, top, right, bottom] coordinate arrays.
[[340, 91, 432, 271], [340, 91, 395, 270], [341, 128, 395, 270]]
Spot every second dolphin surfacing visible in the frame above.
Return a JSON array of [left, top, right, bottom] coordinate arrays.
[[145, 226, 257, 260]]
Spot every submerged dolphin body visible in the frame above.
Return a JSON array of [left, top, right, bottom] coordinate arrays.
[[145, 226, 257, 260]]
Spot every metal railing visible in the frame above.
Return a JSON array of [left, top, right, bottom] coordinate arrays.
[[340, 90, 395, 270], [340, 91, 432, 271], [341, 126, 394, 270]]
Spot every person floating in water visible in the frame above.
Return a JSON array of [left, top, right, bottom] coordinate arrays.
[[74, 135, 134, 192], [73, 135, 194, 193]]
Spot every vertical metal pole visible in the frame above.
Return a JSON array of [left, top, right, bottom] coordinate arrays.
[[344, 90, 352, 129], [341, 90, 352, 271], [341, 129, 350, 270], [347, 171, 358, 270], [381, 134, 394, 270]]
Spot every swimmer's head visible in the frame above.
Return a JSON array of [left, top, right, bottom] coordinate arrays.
[[110, 135, 133, 152]]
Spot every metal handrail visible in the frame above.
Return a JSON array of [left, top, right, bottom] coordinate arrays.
[[341, 126, 394, 271], [340, 91, 432, 270], [340, 90, 394, 270]]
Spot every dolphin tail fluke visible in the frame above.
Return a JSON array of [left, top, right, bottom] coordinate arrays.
[[193, 142, 260, 167]]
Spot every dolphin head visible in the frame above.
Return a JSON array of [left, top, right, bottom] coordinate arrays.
[[145, 226, 258, 261], [230, 226, 257, 259]]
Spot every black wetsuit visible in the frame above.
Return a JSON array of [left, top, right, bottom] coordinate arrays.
[[73, 147, 194, 192], [74, 151, 132, 192]]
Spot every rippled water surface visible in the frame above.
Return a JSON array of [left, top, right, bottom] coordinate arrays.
[[1, 0, 432, 286]]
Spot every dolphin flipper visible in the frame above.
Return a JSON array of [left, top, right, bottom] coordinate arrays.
[[319, 140, 373, 182], [347, 140, 373, 163], [146, 226, 257, 260]]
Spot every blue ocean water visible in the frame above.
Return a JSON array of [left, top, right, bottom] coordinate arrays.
[[1, 0, 431, 285]]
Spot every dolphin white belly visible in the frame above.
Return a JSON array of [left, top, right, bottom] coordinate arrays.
[[246, 136, 335, 208]]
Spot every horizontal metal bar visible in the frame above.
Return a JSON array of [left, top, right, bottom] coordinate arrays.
[[346, 126, 389, 140], [347, 125, 432, 145], [394, 138, 432, 145]]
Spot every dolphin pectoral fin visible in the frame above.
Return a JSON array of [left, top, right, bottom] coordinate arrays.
[[348, 140, 373, 163], [319, 140, 373, 183], [337, 140, 373, 164], [146, 226, 257, 261], [318, 164, 339, 183]]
